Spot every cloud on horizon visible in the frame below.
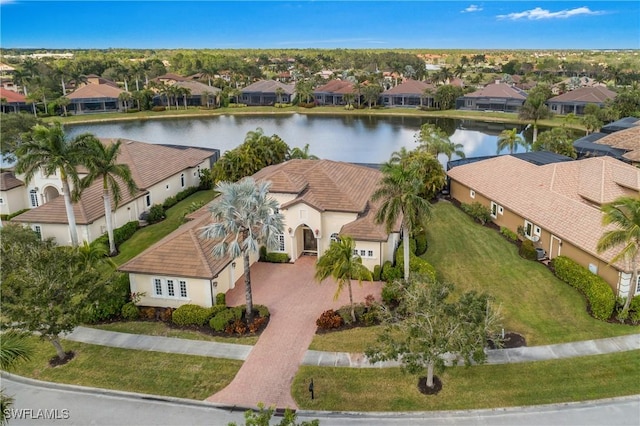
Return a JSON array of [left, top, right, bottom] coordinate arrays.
[[497, 6, 603, 20], [462, 4, 483, 13]]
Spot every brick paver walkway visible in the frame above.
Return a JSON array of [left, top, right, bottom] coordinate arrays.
[[206, 255, 383, 410]]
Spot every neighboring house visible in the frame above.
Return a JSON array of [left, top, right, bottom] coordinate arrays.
[[313, 80, 355, 106], [551, 76, 607, 95], [455, 82, 528, 112], [66, 75, 124, 114], [11, 140, 217, 246], [573, 117, 640, 165], [546, 86, 617, 116], [0, 87, 30, 113], [152, 73, 189, 85], [120, 159, 402, 309], [0, 171, 26, 216], [153, 80, 221, 107], [240, 80, 295, 105], [447, 155, 640, 299], [382, 79, 435, 108]]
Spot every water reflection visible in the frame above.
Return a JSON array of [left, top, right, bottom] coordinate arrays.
[[66, 114, 553, 165]]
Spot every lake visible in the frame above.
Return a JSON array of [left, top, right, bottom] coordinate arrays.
[[66, 114, 535, 165]]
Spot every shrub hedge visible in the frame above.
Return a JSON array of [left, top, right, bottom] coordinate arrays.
[[460, 202, 492, 225], [92, 221, 139, 251], [264, 252, 290, 263], [519, 239, 538, 261], [552, 256, 615, 320], [147, 204, 165, 223], [414, 232, 428, 256], [395, 241, 436, 281], [1, 208, 30, 221], [216, 292, 226, 306], [121, 302, 139, 320], [373, 264, 382, 281], [172, 304, 222, 326], [500, 227, 518, 242]]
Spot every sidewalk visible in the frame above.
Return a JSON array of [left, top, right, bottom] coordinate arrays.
[[67, 326, 640, 367]]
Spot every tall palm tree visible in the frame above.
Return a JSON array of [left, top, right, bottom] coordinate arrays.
[[597, 196, 640, 312], [518, 92, 552, 143], [77, 139, 138, 256], [118, 92, 132, 112], [372, 161, 432, 280], [496, 128, 526, 154], [201, 178, 284, 322], [15, 122, 94, 247], [315, 236, 373, 322], [288, 143, 319, 160]]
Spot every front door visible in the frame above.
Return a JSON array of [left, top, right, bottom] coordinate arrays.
[[550, 235, 562, 259], [303, 228, 317, 253]]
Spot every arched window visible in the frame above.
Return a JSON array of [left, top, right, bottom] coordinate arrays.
[[29, 189, 39, 207], [180, 173, 185, 188]]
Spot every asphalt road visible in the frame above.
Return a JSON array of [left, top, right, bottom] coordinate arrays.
[[2, 375, 639, 426]]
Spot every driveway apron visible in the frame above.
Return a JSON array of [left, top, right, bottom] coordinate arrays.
[[206, 256, 383, 410]]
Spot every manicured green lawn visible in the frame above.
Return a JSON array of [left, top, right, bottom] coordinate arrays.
[[11, 337, 241, 400], [112, 190, 216, 266], [309, 326, 383, 353], [90, 321, 259, 345], [293, 350, 640, 411]]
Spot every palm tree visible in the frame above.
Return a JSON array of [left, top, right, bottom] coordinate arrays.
[[496, 128, 526, 154], [15, 122, 94, 247], [0, 331, 33, 425], [288, 143, 319, 160], [57, 96, 71, 116], [315, 236, 373, 322], [118, 92, 132, 112], [372, 161, 433, 280], [597, 196, 640, 313], [77, 139, 138, 256], [518, 91, 552, 143], [275, 87, 285, 104], [201, 178, 284, 322]]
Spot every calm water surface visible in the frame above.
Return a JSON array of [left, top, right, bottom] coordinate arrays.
[[67, 114, 534, 165]]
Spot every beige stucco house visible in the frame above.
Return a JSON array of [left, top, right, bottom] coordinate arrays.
[[11, 139, 216, 245], [0, 171, 27, 216], [119, 159, 401, 308], [447, 155, 640, 299]]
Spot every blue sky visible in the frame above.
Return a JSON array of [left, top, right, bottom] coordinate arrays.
[[1, 1, 638, 49]]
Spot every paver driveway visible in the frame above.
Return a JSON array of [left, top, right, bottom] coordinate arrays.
[[206, 255, 383, 410]]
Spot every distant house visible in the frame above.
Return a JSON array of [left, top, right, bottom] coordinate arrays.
[[66, 75, 124, 114], [382, 79, 436, 108], [574, 119, 640, 165], [448, 155, 640, 299], [153, 80, 221, 107], [240, 80, 295, 105], [0, 87, 30, 113], [552, 76, 607, 95], [152, 73, 189, 85], [0, 171, 26, 216], [11, 140, 217, 246], [120, 159, 401, 309], [313, 80, 355, 106], [456, 82, 528, 112], [546, 86, 617, 115]]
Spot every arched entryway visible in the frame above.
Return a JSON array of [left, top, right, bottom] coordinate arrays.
[[289, 224, 320, 261], [42, 185, 61, 204]]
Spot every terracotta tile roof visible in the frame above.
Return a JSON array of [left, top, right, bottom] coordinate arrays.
[[0, 88, 26, 103], [594, 126, 640, 162], [118, 210, 235, 279], [253, 160, 400, 239], [154, 73, 189, 82], [548, 86, 617, 103], [0, 172, 24, 191], [241, 80, 295, 94], [462, 82, 527, 100], [447, 155, 640, 269], [383, 79, 434, 95], [314, 80, 355, 94], [67, 81, 124, 100], [11, 140, 214, 225]]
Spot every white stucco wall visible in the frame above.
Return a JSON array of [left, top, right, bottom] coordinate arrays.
[[0, 187, 27, 216], [129, 273, 215, 308]]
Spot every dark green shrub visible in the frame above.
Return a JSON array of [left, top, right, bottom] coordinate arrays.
[[414, 232, 428, 256], [519, 239, 538, 261], [552, 256, 615, 320], [3, 208, 30, 221], [172, 304, 212, 326], [175, 186, 198, 202], [259, 246, 267, 261], [337, 306, 353, 325], [231, 305, 245, 321], [216, 292, 226, 306], [80, 273, 130, 323], [630, 296, 640, 324], [198, 168, 213, 190], [395, 241, 437, 280], [460, 202, 492, 225], [316, 309, 343, 330], [381, 261, 402, 282], [264, 252, 290, 263], [210, 309, 235, 332], [113, 221, 139, 246], [500, 227, 518, 242], [373, 264, 382, 281], [121, 302, 139, 320], [255, 304, 270, 318], [163, 196, 178, 209], [381, 281, 401, 306], [147, 204, 165, 223]]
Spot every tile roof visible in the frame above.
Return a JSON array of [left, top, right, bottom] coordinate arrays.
[[12, 140, 214, 225], [461, 82, 527, 100], [154, 73, 189, 82], [173, 80, 221, 96], [0, 172, 24, 191], [594, 126, 640, 162], [447, 155, 640, 269], [241, 80, 295, 94], [314, 80, 355, 94], [547, 86, 617, 103], [67, 81, 124, 100], [0, 88, 26, 103], [383, 79, 434, 95]]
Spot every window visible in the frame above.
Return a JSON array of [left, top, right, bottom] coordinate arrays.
[[470, 189, 475, 199], [180, 173, 185, 188], [498, 206, 504, 215], [276, 234, 285, 252], [179, 281, 187, 298], [0, 197, 4, 205], [367, 250, 374, 258], [490, 201, 498, 218], [30, 189, 39, 207], [33, 225, 42, 240], [167, 279, 175, 297], [524, 220, 533, 238], [534, 226, 541, 236], [353, 249, 358, 256], [145, 194, 151, 207], [360, 249, 366, 257], [153, 278, 163, 296], [165, 184, 170, 190]]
